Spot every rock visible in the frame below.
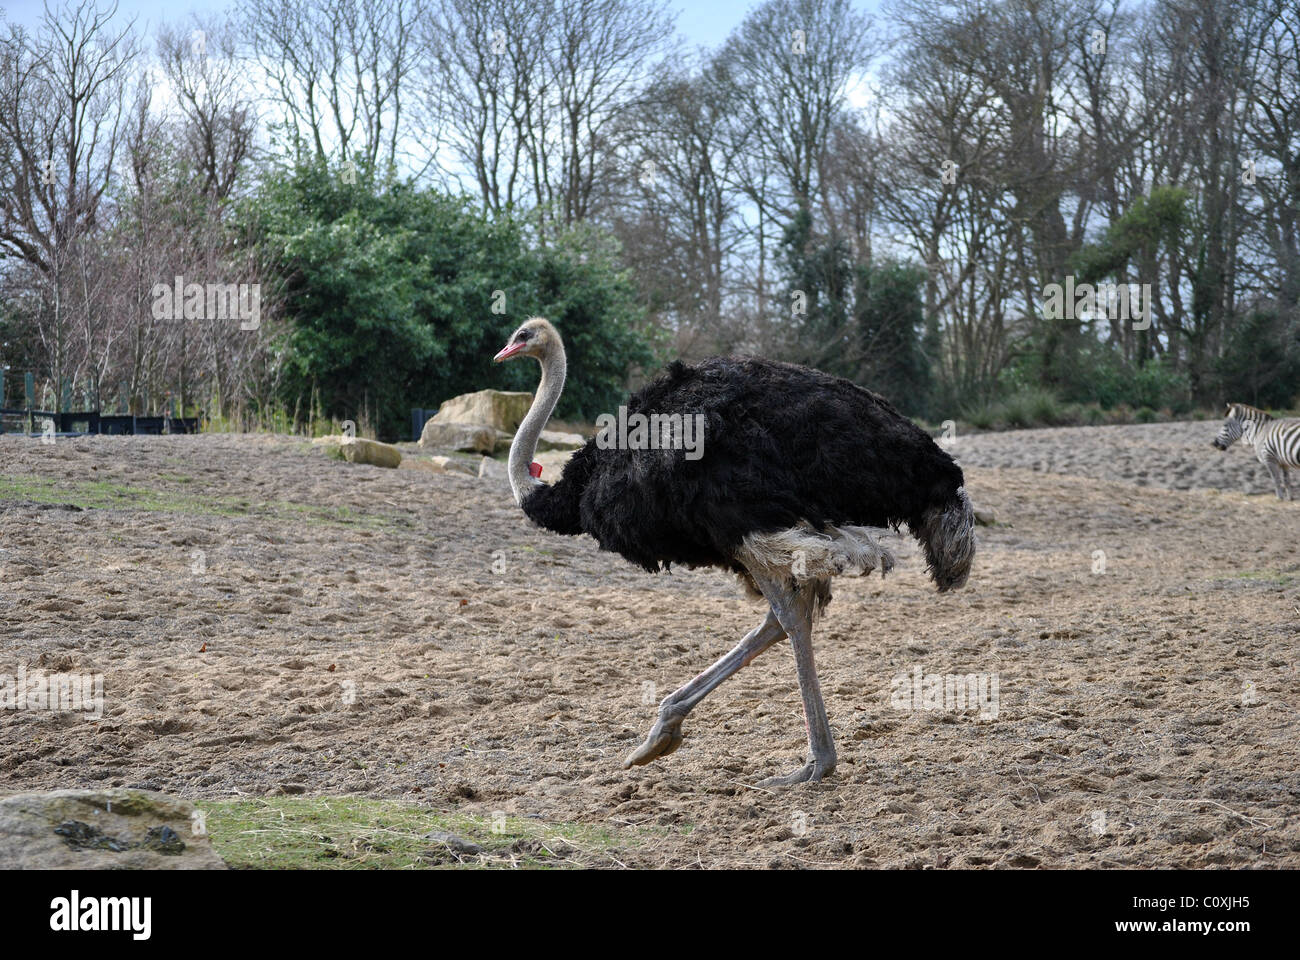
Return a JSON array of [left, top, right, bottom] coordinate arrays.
[[400, 455, 476, 477], [0, 788, 227, 869], [537, 430, 586, 451], [973, 507, 997, 526], [430, 455, 477, 476], [533, 449, 576, 480], [340, 437, 402, 469], [422, 830, 483, 855], [476, 449, 576, 482], [431, 389, 533, 433], [419, 420, 497, 455]]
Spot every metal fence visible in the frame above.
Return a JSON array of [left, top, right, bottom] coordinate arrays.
[[0, 409, 200, 437]]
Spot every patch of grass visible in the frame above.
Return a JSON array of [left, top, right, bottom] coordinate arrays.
[[1228, 569, 1298, 586], [0, 474, 395, 529], [203, 796, 647, 870]]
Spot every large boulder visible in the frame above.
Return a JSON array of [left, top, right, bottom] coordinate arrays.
[[431, 389, 533, 433], [312, 434, 403, 469], [419, 420, 498, 455], [0, 788, 227, 869], [340, 437, 402, 468], [537, 430, 586, 451]]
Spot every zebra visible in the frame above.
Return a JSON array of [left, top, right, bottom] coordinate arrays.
[[1211, 403, 1300, 500]]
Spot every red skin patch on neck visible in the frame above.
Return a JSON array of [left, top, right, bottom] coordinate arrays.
[[529, 462, 543, 478]]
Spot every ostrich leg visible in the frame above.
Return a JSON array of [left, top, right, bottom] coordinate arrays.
[[624, 609, 787, 768], [750, 572, 837, 787]]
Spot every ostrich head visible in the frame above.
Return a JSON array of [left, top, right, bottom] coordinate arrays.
[[493, 317, 561, 364]]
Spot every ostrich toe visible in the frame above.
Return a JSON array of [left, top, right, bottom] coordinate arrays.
[[623, 715, 684, 767], [755, 759, 834, 788]]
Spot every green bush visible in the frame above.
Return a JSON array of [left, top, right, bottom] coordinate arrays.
[[1070, 349, 1190, 412], [964, 403, 997, 431], [240, 159, 659, 439], [959, 380, 1193, 431], [1080, 403, 1106, 425], [961, 387, 1063, 431]]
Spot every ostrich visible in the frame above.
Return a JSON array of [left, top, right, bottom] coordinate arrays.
[[493, 317, 975, 786]]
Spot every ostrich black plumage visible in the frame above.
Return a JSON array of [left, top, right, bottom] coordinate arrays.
[[494, 317, 975, 786]]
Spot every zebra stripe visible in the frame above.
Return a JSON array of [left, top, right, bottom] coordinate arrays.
[[1212, 403, 1300, 500]]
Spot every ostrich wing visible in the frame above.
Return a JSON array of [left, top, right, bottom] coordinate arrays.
[[521, 356, 965, 575]]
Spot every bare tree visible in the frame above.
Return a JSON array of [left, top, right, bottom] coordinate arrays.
[[425, 0, 672, 240], [1138, 0, 1260, 399], [713, 0, 879, 320], [604, 62, 748, 357], [157, 15, 256, 201], [422, 0, 549, 213], [1241, 0, 1300, 322], [0, 0, 141, 410], [240, 0, 429, 172]]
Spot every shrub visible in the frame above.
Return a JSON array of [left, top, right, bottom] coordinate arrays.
[[1001, 387, 1062, 427], [241, 160, 659, 439]]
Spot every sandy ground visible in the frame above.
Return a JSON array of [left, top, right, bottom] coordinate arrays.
[[1, 421, 1297, 868]]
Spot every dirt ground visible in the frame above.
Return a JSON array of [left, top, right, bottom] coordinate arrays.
[[1, 421, 1297, 868]]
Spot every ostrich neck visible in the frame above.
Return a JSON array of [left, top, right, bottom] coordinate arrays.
[[509, 343, 566, 505]]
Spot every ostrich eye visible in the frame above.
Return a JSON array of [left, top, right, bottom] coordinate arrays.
[[516, 329, 532, 343]]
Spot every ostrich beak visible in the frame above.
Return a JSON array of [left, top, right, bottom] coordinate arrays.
[[493, 341, 526, 363]]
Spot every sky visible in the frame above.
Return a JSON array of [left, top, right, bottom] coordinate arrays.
[[1, 0, 888, 51]]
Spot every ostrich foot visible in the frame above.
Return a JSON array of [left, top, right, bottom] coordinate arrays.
[[755, 759, 835, 788], [623, 714, 684, 768]]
